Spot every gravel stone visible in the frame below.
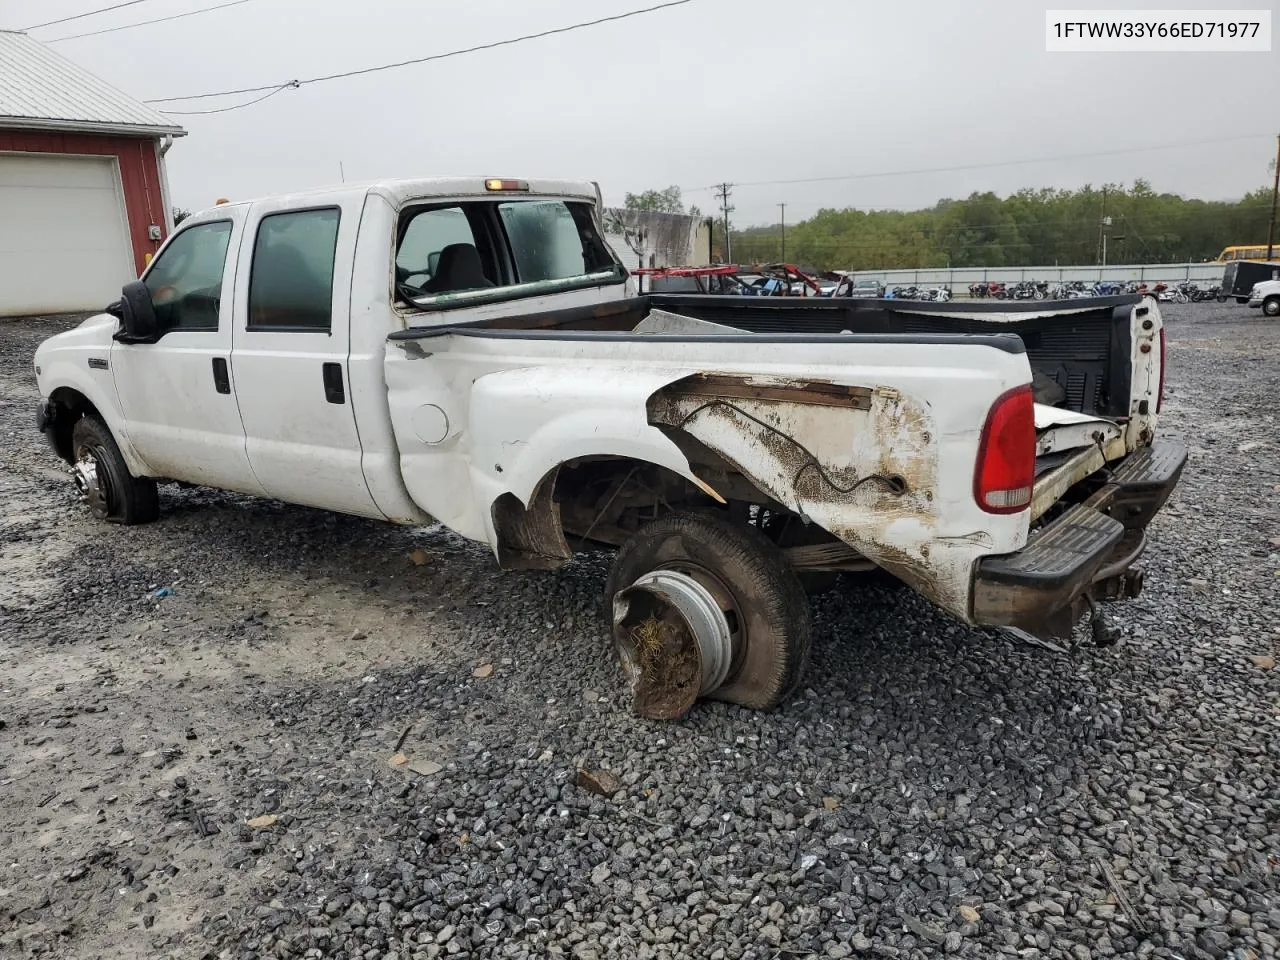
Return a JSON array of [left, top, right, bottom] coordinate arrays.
[[1, 303, 1277, 960]]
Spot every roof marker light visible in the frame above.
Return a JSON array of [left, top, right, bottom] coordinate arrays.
[[485, 179, 529, 192]]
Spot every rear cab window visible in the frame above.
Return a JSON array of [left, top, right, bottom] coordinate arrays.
[[393, 196, 623, 311], [248, 208, 341, 331]]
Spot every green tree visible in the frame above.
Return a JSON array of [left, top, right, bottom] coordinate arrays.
[[725, 181, 1272, 271], [625, 186, 701, 217]]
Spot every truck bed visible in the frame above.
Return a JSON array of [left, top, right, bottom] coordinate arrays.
[[474, 293, 1147, 419], [380, 287, 1173, 643]]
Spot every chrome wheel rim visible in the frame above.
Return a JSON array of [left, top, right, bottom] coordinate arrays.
[[73, 450, 110, 518]]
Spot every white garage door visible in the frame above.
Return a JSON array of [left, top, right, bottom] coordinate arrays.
[[0, 153, 135, 317]]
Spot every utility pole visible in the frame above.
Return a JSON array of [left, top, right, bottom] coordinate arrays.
[[1097, 186, 1108, 266], [1267, 134, 1280, 260], [717, 183, 734, 263], [778, 202, 786, 261]]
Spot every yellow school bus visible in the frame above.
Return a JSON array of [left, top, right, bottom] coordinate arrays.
[[1214, 245, 1280, 263]]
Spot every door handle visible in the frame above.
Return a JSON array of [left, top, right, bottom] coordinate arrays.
[[322, 362, 345, 404], [211, 357, 231, 394]]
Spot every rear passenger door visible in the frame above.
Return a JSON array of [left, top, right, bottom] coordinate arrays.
[[230, 199, 384, 519]]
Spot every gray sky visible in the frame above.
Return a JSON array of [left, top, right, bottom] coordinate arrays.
[[10, 0, 1279, 224]]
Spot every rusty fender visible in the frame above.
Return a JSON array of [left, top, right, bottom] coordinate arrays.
[[647, 373, 974, 616]]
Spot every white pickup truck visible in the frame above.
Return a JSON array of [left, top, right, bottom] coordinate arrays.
[[34, 177, 1186, 719], [1247, 278, 1280, 316]]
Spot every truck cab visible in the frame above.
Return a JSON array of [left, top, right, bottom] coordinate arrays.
[[35, 178, 632, 521]]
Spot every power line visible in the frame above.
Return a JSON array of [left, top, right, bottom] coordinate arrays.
[[145, 0, 698, 108], [693, 134, 1275, 193], [46, 0, 252, 41], [22, 0, 155, 30], [161, 81, 298, 115]]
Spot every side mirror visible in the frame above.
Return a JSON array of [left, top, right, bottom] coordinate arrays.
[[111, 280, 159, 344]]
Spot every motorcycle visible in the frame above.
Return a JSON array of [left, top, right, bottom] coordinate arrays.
[[968, 282, 988, 299], [1153, 287, 1178, 303], [1136, 282, 1184, 304]]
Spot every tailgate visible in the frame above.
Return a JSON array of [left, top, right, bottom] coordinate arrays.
[[1034, 404, 1120, 456]]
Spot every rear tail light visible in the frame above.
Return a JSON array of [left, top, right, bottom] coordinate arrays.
[[1156, 326, 1166, 413], [974, 384, 1036, 514]]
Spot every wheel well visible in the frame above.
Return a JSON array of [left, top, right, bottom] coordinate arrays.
[[47, 388, 99, 463], [490, 457, 744, 571], [490, 455, 873, 580], [553, 458, 716, 547]]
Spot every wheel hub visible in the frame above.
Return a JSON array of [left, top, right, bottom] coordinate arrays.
[[631, 570, 735, 693], [613, 569, 735, 718], [73, 454, 108, 517]]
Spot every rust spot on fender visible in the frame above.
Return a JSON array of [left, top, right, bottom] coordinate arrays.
[[661, 373, 873, 410], [847, 537, 940, 600], [646, 373, 962, 612], [394, 340, 431, 360]]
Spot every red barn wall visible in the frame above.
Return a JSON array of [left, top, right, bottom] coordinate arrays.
[[0, 129, 167, 275]]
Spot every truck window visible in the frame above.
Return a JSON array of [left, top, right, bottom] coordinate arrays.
[[144, 220, 232, 333], [395, 199, 622, 307], [498, 200, 586, 283], [396, 208, 480, 285], [248, 208, 340, 331]]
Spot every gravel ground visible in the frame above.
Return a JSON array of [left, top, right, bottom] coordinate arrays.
[[2, 302, 1278, 960]]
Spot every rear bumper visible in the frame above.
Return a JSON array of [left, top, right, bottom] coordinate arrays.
[[971, 441, 1187, 638]]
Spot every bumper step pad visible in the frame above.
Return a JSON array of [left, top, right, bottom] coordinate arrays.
[[1108, 441, 1188, 529], [1111, 441, 1188, 493], [978, 505, 1124, 590], [972, 442, 1184, 640]]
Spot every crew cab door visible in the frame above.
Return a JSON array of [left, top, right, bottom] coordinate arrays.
[[229, 198, 383, 518], [109, 211, 267, 495]]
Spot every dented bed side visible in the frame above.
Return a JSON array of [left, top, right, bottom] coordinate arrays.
[[384, 328, 1038, 622]]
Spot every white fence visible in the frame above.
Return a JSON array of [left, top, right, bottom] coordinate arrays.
[[839, 262, 1224, 287]]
